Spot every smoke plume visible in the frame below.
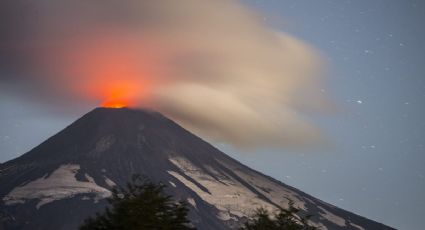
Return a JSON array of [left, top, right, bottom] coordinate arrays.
[[0, 0, 330, 148]]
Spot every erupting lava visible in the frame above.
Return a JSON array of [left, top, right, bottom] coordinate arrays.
[[101, 100, 129, 109], [98, 81, 141, 109]]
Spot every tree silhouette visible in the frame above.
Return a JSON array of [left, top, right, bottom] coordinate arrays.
[[80, 175, 195, 230], [240, 200, 318, 230]]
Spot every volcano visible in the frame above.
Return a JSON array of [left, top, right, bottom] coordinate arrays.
[[0, 108, 393, 230]]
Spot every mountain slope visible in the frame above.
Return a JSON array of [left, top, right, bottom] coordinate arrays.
[[0, 108, 393, 230]]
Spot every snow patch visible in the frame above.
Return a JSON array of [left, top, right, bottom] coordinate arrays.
[[3, 164, 111, 209], [317, 206, 346, 227], [187, 197, 197, 208], [85, 173, 95, 183], [217, 211, 233, 221], [169, 181, 177, 187], [350, 222, 366, 230], [168, 157, 276, 219], [168, 156, 351, 228], [217, 159, 306, 210], [311, 221, 328, 230], [104, 176, 117, 188]]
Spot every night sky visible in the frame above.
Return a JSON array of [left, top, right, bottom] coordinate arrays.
[[1, 1, 424, 229]]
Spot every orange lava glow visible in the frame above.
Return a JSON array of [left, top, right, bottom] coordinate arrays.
[[66, 35, 156, 108], [40, 32, 163, 108], [101, 93, 132, 108], [101, 102, 128, 108], [97, 80, 142, 108]]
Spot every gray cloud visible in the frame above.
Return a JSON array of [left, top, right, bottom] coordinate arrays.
[[0, 0, 331, 148]]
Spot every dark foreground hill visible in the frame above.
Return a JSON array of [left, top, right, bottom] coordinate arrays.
[[0, 108, 393, 230]]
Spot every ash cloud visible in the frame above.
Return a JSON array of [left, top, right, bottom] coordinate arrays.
[[0, 0, 331, 148]]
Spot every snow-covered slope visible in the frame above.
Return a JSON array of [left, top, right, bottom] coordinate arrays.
[[3, 164, 111, 209], [0, 108, 394, 230]]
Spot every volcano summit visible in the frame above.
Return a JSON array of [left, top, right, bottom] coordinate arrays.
[[0, 108, 393, 230]]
